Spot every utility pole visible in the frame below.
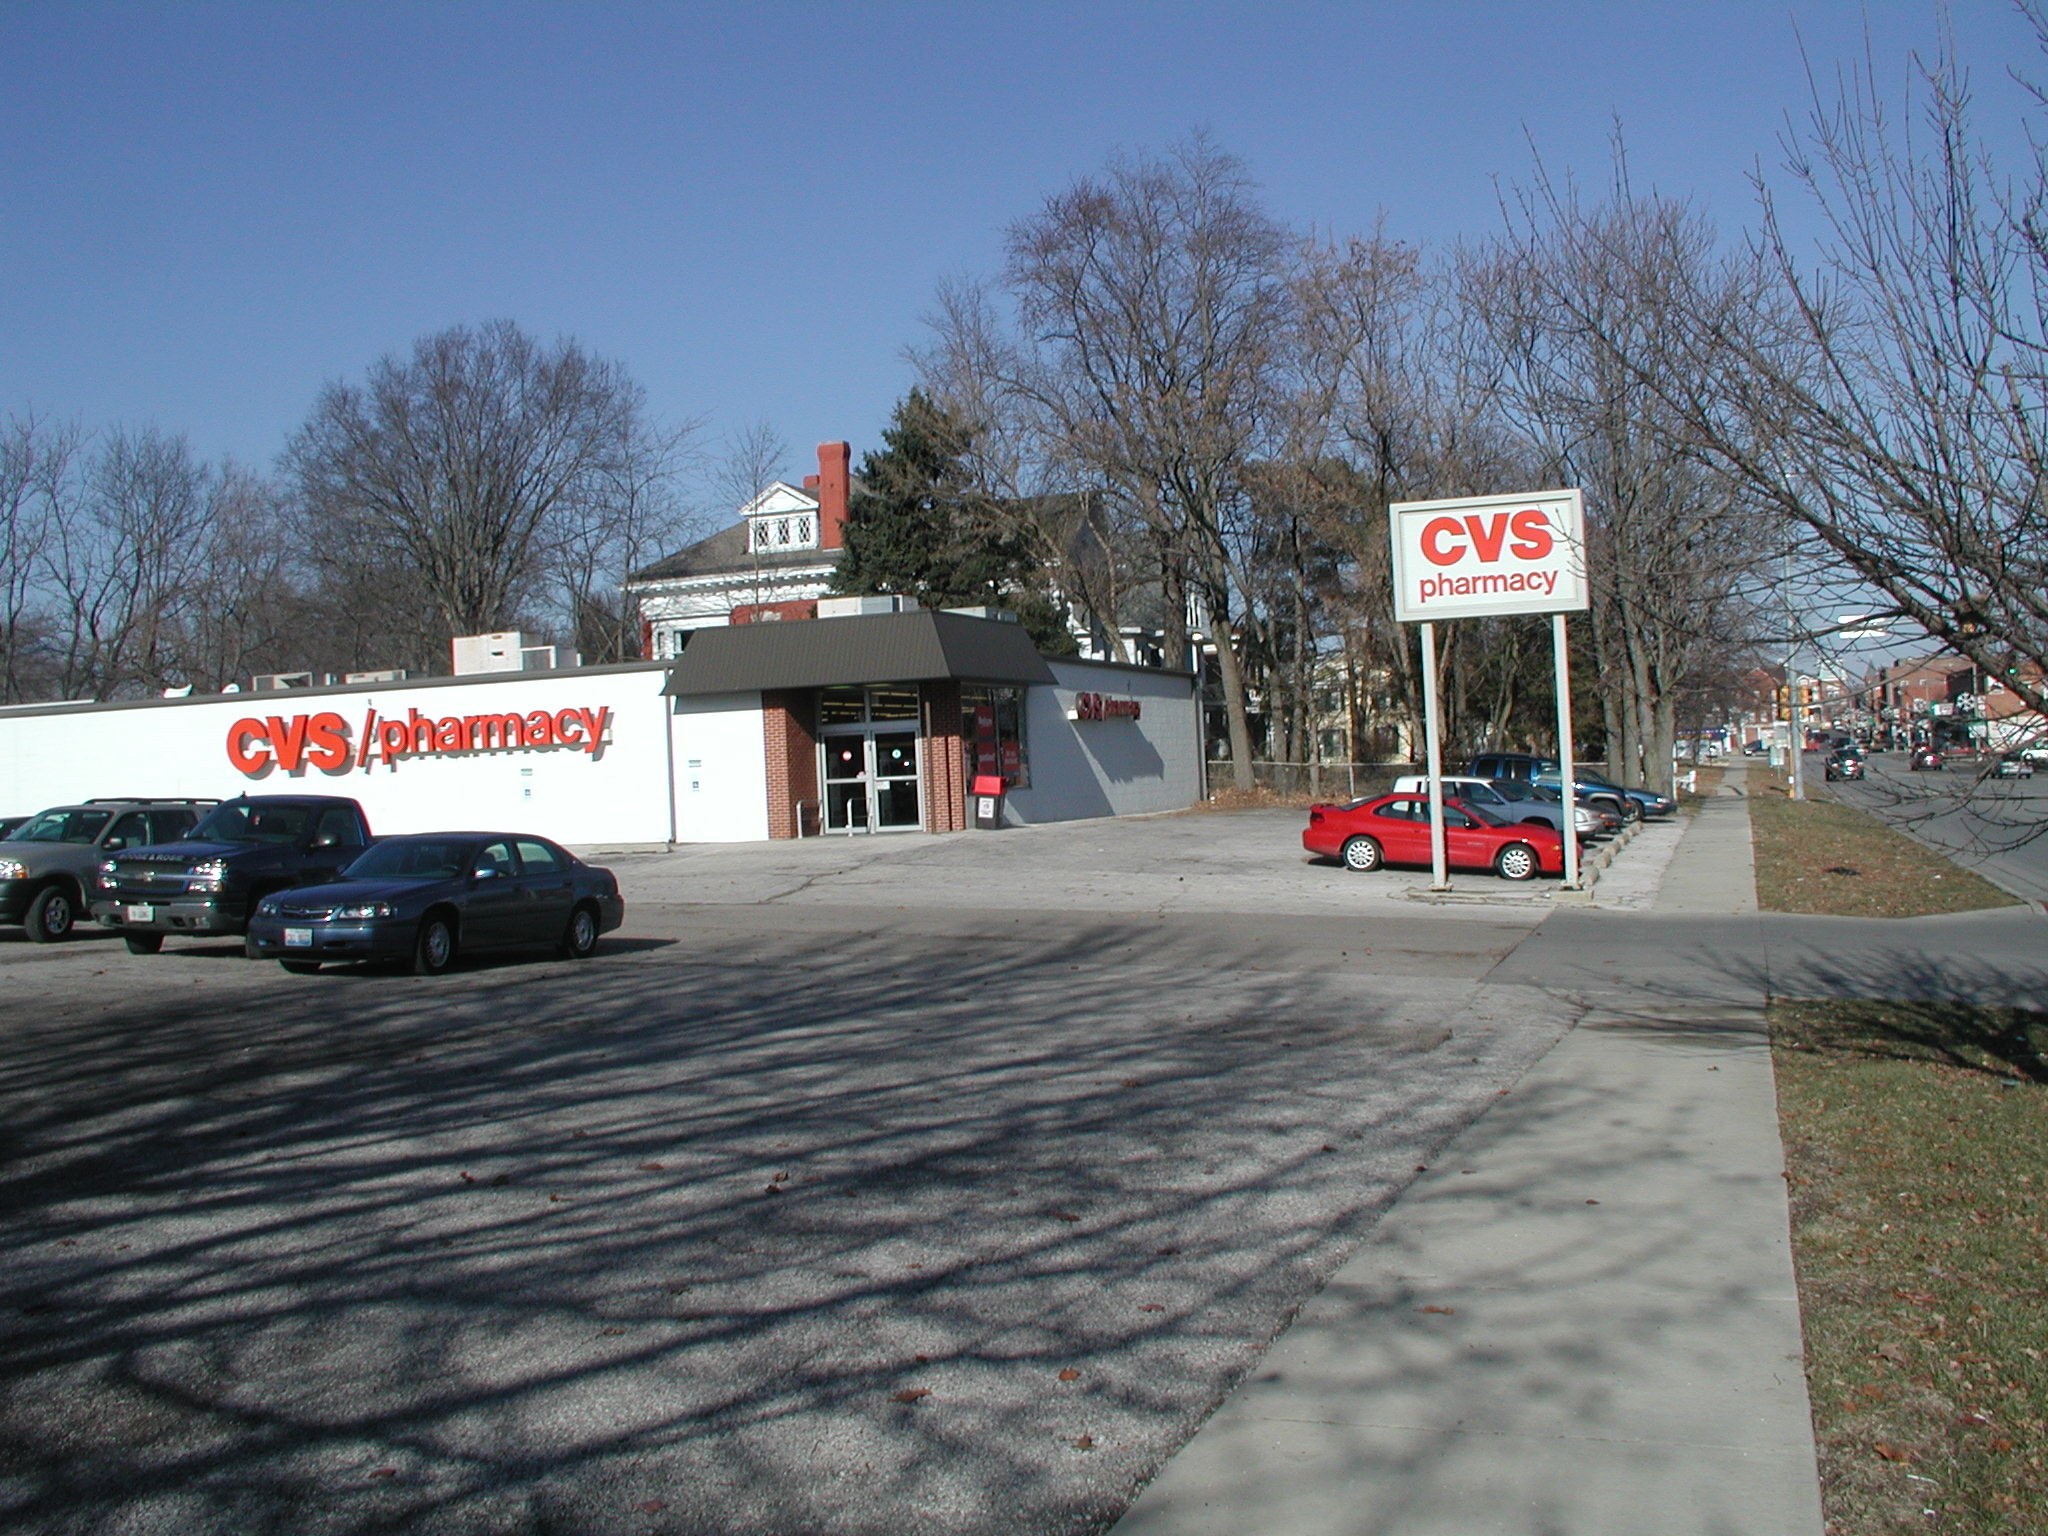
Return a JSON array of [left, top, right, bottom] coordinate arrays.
[[1784, 548, 1805, 800]]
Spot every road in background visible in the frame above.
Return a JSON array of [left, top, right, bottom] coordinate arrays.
[[1817, 750, 2048, 903]]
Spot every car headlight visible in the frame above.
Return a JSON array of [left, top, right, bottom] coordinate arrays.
[[0, 858, 25, 880], [100, 859, 118, 875], [186, 858, 228, 893], [331, 901, 395, 920]]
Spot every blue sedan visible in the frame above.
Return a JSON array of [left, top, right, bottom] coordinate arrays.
[[245, 832, 625, 975]]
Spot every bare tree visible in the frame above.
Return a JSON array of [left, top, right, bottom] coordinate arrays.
[[1593, 21, 2048, 726], [285, 320, 661, 660], [0, 412, 75, 702], [41, 426, 217, 700], [926, 135, 1297, 788]]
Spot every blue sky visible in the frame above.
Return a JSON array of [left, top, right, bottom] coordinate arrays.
[[1, 1, 2034, 498]]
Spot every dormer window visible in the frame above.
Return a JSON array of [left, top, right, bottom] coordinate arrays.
[[749, 513, 817, 553]]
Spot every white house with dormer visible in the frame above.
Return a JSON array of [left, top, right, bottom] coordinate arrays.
[[627, 442, 853, 659]]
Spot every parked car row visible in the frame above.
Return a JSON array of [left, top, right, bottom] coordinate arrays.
[[1304, 753, 1678, 883], [0, 792, 623, 974]]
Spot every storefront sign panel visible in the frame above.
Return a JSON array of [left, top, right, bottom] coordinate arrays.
[[1389, 489, 1588, 623]]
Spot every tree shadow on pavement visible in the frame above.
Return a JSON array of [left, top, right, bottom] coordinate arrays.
[[0, 921, 1570, 1536]]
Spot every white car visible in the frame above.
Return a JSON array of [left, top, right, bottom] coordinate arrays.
[[1389, 775, 1604, 837]]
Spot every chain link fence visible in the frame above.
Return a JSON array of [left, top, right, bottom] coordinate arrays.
[[1203, 761, 1420, 802]]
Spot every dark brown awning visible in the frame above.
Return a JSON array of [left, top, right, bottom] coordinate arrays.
[[662, 610, 1058, 696]]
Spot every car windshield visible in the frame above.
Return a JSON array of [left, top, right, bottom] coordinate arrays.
[[1514, 782, 1562, 802], [11, 808, 112, 844], [342, 838, 475, 880], [188, 802, 313, 845]]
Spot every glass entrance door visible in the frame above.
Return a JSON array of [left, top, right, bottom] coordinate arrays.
[[823, 736, 871, 832], [820, 730, 922, 833], [872, 731, 920, 829]]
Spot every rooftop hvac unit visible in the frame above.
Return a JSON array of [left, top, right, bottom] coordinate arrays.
[[519, 645, 557, 671], [252, 671, 314, 691], [451, 631, 527, 675], [343, 668, 409, 684], [816, 594, 919, 619]]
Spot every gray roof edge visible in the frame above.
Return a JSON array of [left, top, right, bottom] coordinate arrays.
[[0, 660, 673, 719], [663, 610, 1057, 696]]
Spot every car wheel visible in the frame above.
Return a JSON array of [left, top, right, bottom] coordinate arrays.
[[279, 960, 321, 975], [558, 902, 600, 960], [1495, 843, 1539, 881], [24, 885, 76, 943], [1340, 835, 1383, 873], [123, 932, 165, 954], [413, 914, 456, 976]]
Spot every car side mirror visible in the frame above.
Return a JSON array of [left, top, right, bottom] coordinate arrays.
[[103, 837, 126, 852]]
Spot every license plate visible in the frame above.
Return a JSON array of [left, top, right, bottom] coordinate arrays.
[[124, 904, 154, 923], [284, 928, 313, 948]]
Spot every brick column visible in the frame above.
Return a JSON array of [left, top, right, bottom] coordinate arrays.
[[921, 679, 967, 833], [762, 690, 819, 839]]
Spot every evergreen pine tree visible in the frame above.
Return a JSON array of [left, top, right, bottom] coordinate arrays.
[[831, 391, 1076, 654]]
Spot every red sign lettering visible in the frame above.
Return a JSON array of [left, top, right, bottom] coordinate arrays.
[[225, 703, 613, 777]]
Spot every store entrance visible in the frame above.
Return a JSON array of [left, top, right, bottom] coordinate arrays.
[[821, 729, 921, 833]]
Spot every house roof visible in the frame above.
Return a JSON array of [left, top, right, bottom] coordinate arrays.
[[663, 610, 1058, 696], [628, 520, 843, 585]]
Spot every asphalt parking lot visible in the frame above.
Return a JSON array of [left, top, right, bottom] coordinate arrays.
[[0, 810, 1579, 1536]]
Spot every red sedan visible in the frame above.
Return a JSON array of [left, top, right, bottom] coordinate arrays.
[[1302, 793, 1567, 881]]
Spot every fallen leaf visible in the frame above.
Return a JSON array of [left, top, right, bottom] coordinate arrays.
[[1585, 1199, 1600, 1205], [772, 1171, 790, 1183], [1320, 1144, 1337, 1152], [1991, 1437, 2015, 1452], [638, 1162, 665, 1172], [369, 1467, 397, 1480], [1875, 1442, 1911, 1463], [459, 1172, 476, 1184], [893, 1388, 931, 1403], [549, 1194, 567, 1203], [1154, 1246, 1178, 1256], [1072, 1434, 1096, 1450], [1058, 1368, 1080, 1381], [763, 1185, 781, 1196], [1875, 1342, 1909, 1364], [1140, 1303, 1165, 1312], [1420, 1305, 1455, 1315], [634, 1499, 667, 1513], [1121, 1079, 1143, 1088], [1050, 1210, 1081, 1222]]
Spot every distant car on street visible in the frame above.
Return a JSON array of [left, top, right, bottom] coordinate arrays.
[[244, 831, 625, 974], [1303, 793, 1566, 881], [1823, 751, 1865, 782], [1909, 746, 1945, 771], [1990, 753, 2035, 779]]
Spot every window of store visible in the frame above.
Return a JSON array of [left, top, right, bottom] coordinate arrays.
[[961, 684, 1029, 789]]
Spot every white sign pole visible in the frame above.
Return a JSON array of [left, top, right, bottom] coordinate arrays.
[[1553, 612, 1581, 890], [1419, 620, 1449, 891]]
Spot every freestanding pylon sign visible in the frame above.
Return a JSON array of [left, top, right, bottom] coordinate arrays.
[[1388, 489, 1590, 890]]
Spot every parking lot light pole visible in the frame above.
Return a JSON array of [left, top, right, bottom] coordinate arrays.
[[1554, 612, 1581, 890], [1420, 620, 1450, 891]]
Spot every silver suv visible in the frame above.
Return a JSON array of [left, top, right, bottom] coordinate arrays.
[[0, 800, 214, 942]]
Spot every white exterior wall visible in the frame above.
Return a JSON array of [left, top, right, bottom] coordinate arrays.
[[670, 694, 769, 842], [0, 668, 686, 848], [1004, 660, 1202, 824]]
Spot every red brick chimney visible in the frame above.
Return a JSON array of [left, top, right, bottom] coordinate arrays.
[[815, 441, 851, 549]]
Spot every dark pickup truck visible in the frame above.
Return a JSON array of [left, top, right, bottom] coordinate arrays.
[[92, 795, 372, 954]]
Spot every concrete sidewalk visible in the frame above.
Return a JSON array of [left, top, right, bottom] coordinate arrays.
[[1113, 767, 1823, 1536]]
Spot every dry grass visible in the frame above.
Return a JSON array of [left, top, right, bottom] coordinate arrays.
[[1774, 999, 2048, 1534], [1748, 769, 2019, 917]]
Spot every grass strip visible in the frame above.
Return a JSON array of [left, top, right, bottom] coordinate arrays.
[[1749, 773, 2018, 917], [1774, 999, 2048, 1534]]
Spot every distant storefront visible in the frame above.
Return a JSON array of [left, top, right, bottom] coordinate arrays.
[[0, 611, 1202, 847]]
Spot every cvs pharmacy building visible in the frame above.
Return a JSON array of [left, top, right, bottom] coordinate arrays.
[[0, 610, 1202, 848]]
